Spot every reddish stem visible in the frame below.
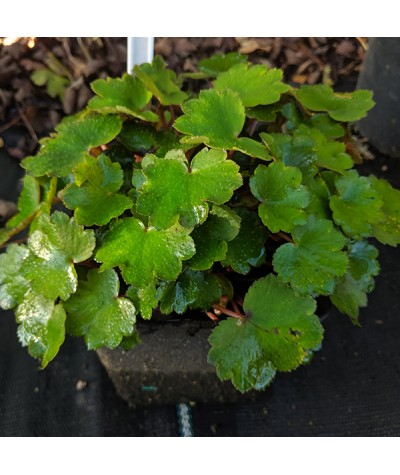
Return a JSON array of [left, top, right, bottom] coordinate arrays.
[[206, 311, 219, 322], [212, 304, 245, 320]]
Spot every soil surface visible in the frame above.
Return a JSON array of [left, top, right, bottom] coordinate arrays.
[[0, 37, 365, 158]]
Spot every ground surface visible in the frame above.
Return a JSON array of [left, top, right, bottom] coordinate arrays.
[[1, 37, 399, 436]]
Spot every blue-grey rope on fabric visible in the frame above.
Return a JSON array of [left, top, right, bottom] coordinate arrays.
[[177, 402, 194, 437]]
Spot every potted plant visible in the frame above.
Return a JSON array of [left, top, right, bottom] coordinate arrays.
[[1, 53, 399, 405]]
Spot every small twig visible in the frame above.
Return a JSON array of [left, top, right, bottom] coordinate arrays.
[[0, 115, 21, 133], [356, 37, 368, 51], [77, 37, 92, 62], [212, 304, 245, 319], [248, 119, 258, 137], [168, 105, 176, 126], [17, 105, 38, 143], [277, 232, 294, 243]]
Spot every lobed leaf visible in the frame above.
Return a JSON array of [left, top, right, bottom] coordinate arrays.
[[296, 126, 353, 173], [62, 154, 133, 226], [16, 291, 66, 368], [208, 318, 277, 392], [214, 63, 290, 107], [134, 55, 187, 105], [23, 113, 123, 177], [119, 121, 183, 157], [198, 52, 248, 77], [159, 269, 233, 315], [187, 205, 241, 270], [136, 148, 242, 230], [273, 216, 348, 295], [260, 132, 317, 178], [294, 84, 375, 122], [221, 208, 267, 274], [368, 176, 400, 246], [250, 161, 310, 233], [0, 244, 30, 310], [22, 211, 96, 300], [126, 283, 158, 320], [87, 74, 158, 122], [65, 269, 136, 349], [96, 217, 195, 288], [330, 170, 384, 239], [174, 89, 269, 159], [208, 275, 323, 392], [331, 241, 379, 323]]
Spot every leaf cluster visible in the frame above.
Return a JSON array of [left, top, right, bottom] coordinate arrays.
[[1, 53, 398, 392]]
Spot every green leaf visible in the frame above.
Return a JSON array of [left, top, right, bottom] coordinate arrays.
[[87, 74, 158, 122], [188, 205, 241, 270], [120, 122, 185, 157], [260, 132, 317, 178], [0, 175, 41, 245], [330, 170, 384, 239], [136, 148, 242, 230], [0, 244, 30, 309], [208, 275, 323, 392], [250, 161, 310, 233], [16, 291, 66, 368], [296, 126, 353, 173], [294, 84, 375, 122], [303, 176, 331, 219], [134, 55, 187, 106], [307, 113, 344, 138], [119, 121, 157, 153], [331, 241, 379, 323], [159, 269, 233, 315], [31, 68, 69, 101], [245, 103, 282, 122], [221, 208, 267, 274], [233, 137, 270, 160], [244, 275, 323, 357], [22, 211, 96, 300], [198, 52, 248, 77], [347, 240, 380, 285], [214, 63, 290, 107], [209, 318, 277, 392], [96, 217, 195, 288], [7, 175, 40, 227], [65, 269, 136, 350], [175, 89, 268, 159], [273, 216, 348, 295], [23, 113, 123, 177], [175, 89, 244, 149], [281, 102, 303, 131], [126, 283, 158, 320], [62, 154, 133, 226], [368, 176, 400, 246], [119, 330, 141, 351]]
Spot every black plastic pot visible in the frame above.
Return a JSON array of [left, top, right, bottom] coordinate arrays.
[[97, 300, 332, 408], [96, 320, 259, 407], [357, 38, 400, 158]]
